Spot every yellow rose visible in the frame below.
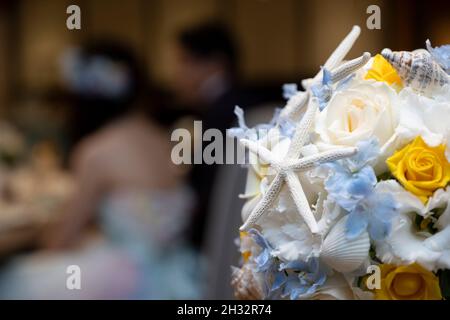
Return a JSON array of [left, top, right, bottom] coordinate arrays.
[[365, 54, 403, 88], [374, 264, 442, 300], [387, 136, 450, 203]]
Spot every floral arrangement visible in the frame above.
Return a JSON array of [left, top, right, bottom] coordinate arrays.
[[230, 26, 450, 300]]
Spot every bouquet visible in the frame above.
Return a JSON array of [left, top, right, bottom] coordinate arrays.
[[230, 26, 450, 300]]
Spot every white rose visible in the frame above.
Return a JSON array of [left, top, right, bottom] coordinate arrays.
[[396, 87, 450, 162], [314, 81, 400, 172]]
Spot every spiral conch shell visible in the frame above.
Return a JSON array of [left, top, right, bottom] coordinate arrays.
[[231, 265, 265, 300], [381, 48, 449, 95]]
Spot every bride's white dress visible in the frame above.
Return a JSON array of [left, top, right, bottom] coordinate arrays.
[[0, 187, 201, 299]]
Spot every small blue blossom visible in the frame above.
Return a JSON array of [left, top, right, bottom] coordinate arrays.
[[248, 229, 281, 297], [277, 116, 296, 138], [228, 105, 297, 143], [248, 231, 329, 299], [282, 83, 299, 100], [343, 138, 380, 172], [227, 106, 256, 140], [325, 164, 377, 212], [426, 40, 450, 74], [228, 106, 284, 141], [249, 229, 274, 273], [322, 138, 397, 240], [275, 258, 327, 300], [346, 191, 397, 241], [234, 106, 248, 133], [311, 68, 333, 111], [323, 139, 380, 212]]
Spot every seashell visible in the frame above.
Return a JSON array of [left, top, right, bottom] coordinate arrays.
[[381, 48, 449, 95], [231, 266, 265, 300], [321, 216, 370, 273]]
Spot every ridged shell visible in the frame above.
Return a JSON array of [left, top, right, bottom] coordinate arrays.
[[231, 266, 264, 300], [321, 216, 370, 273], [381, 48, 449, 95]]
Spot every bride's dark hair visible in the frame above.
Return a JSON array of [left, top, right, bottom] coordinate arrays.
[[64, 40, 170, 147]]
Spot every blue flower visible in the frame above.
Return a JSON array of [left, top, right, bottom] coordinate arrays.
[[227, 106, 255, 140], [346, 191, 397, 241], [249, 229, 275, 273], [323, 139, 380, 212], [325, 164, 377, 212], [311, 68, 333, 111], [276, 116, 296, 138], [282, 83, 299, 100], [228, 106, 288, 141], [248, 229, 282, 297], [248, 231, 329, 299], [323, 138, 397, 240], [274, 258, 327, 300], [426, 40, 450, 74], [342, 138, 380, 172]]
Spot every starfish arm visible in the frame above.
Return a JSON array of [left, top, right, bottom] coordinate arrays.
[[322, 26, 362, 72], [286, 147, 358, 171], [330, 52, 371, 83], [280, 91, 309, 120], [240, 174, 284, 231], [240, 139, 277, 165], [302, 26, 361, 90], [285, 171, 319, 234], [286, 98, 319, 159]]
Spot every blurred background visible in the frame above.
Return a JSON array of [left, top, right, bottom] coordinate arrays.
[[0, 0, 448, 299]]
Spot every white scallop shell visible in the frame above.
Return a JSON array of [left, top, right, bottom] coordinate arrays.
[[381, 48, 449, 95], [321, 216, 370, 273], [231, 266, 264, 300]]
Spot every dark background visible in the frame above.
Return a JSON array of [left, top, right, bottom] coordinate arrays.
[[0, 0, 449, 133]]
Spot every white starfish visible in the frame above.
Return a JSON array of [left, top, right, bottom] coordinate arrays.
[[281, 25, 370, 120], [239, 98, 358, 234], [302, 25, 362, 90]]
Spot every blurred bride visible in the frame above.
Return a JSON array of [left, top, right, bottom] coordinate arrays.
[[0, 42, 201, 299]]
